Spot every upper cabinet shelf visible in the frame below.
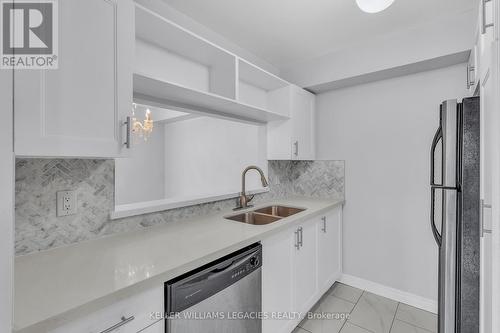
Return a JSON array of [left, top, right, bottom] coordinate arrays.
[[134, 73, 288, 123], [238, 59, 291, 117], [135, 5, 236, 100], [134, 4, 290, 123]]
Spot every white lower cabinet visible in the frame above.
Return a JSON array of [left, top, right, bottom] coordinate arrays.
[[262, 206, 343, 333], [49, 285, 163, 333], [46, 206, 342, 333], [293, 221, 318, 314], [317, 206, 342, 294], [262, 229, 295, 333]]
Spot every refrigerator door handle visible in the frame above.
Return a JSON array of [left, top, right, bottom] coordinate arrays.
[[430, 125, 444, 247], [430, 187, 443, 246], [430, 185, 458, 247], [430, 126, 443, 186]]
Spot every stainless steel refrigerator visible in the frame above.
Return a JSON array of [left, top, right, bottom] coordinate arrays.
[[430, 97, 480, 333]]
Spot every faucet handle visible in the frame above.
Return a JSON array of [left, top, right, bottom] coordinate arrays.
[[246, 194, 255, 203]]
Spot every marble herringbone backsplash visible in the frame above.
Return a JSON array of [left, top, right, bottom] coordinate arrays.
[[15, 159, 344, 255]]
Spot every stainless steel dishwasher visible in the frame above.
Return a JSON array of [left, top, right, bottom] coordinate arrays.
[[165, 243, 262, 333]]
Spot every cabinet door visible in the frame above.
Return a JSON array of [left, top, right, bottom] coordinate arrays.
[[291, 86, 315, 160], [478, 0, 496, 83], [293, 222, 318, 314], [317, 207, 342, 293], [479, 41, 498, 333], [468, 40, 479, 94], [14, 0, 134, 158], [262, 229, 295, 333]]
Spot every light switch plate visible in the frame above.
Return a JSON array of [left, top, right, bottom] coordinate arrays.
[[57, 190, 77, 217]]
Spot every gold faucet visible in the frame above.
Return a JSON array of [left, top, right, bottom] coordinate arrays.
[[234, 166, 269, 210]]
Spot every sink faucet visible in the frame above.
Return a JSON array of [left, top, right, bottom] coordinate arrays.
[[234, 166, 269, 210]]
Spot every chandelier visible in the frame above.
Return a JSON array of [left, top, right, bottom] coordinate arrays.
[[131, 103, 154, 142]]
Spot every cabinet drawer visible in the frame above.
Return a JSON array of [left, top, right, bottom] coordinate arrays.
[[138, 319, 164, 333], [50, 285, 163, 333]]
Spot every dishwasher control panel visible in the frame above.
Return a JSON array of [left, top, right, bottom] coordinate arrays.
[[231, 253, 261, 279]]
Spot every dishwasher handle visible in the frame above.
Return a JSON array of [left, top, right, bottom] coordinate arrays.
[[166, 243, 262, 314], [205, 252, 256, 280]]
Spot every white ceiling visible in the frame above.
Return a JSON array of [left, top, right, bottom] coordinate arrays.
[[163, 0, 476, 69]]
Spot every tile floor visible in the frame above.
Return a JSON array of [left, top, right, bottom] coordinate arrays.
[[293, 282, 437, 333]]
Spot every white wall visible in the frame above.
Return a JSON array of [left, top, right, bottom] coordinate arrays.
[[316, 64, 469, 302], [115, 122, 165, 205], [0, 69, 14, 331], [164, 117, 267, 198], [116, 115, 268, 206]]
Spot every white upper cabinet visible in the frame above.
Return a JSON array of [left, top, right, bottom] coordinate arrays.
[[267, 85, 316, 160], [14, 0, 134, 158], [477, 0, 497, 83], [467, 38, 479, 94], [291, 86, 316, 160], [13, 0, 315, 158]]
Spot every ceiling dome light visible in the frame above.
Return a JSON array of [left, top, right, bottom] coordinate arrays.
[[356, 0, 395, 13]]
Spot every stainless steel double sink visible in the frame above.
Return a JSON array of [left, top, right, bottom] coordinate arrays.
[[225, 205, 306, 225]]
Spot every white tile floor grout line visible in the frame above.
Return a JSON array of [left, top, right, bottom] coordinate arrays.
[[326, 293, 354, 304], [348, 321, 377, 333], [395, 318, 436, 333], [295, 283, 437, 333], [335, 282, 364, 303], [338, 289, 365, 332], [388, 302, 400, 333]]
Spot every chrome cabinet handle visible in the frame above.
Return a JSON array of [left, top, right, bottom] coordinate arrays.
[[467, 65, 475, 89], [467, 64, 470, 89], [99, 316, 135, 333], [298, 227, 303, 248], [481, 199, 492, 237], [123, 116, 131, 149], [294, 229, 300, 250], [321, 216, 327, 233], [294, 141, 299, 157], [482, 0, 494, 34]]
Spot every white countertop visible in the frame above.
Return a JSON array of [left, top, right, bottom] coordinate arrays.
[[14, 197, 343, 332]]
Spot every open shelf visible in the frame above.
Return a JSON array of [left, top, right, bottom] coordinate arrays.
[[237, 59, 291, 117], [134, 73, 289, 123], [239, 59, 289, 91], [134, 4, 292, 124], [135, 4, 236, 99]]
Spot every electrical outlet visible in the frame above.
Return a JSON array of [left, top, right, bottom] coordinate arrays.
[[57, 190, 77, 217]]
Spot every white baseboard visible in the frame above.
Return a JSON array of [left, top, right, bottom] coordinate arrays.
[[339, 274, 438, 314]]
